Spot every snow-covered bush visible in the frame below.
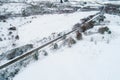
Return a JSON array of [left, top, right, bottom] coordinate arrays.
[[67, 37, 76, 47], [90, 37, 94, 42], [22, 9, 30, 17], [98, 15, 106, 22], [50, 43, 59, 50], [33, 51, 39, 60], [0, 37, 3, 41], [72, 23, 81, 30], [1, 44, 33, 60], [43, 1, 57, 8], [76, 31, 82, 40], [0, 15, 7, 21], [0, 51, 37, 80], [81, 21, 95, 32], [108, 31, 112, 34], [41, 50, 48, 56], [98, 26, 109, 34]]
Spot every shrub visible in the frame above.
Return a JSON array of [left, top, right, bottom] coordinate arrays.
[[8, 32, 12, 35], [8, 27, 16, 31], [52, 43, 59, 49], [81, 21, 94, 32], [43, 50, 48, 56], [67, 37, 76, 47], [22, 9, 30, 17], [76, 31, 82, 40], [15, 35, 19, 40], [0, 15, 7, 20], [0, 37, 3, 41], [33, 51, 39, 60], [98, 26, 109, 34], [72, 23, 81, 31], [108, 31, 112, 34]]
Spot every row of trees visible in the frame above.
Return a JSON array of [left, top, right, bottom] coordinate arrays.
[[0, 0, 69, 3], [60, 0, 69, 3]]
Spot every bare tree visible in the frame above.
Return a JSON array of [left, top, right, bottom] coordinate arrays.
[[60, 0, 69, 3], [60, 0, 63, 3]]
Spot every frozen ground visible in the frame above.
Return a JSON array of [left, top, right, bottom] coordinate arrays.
[[14, 40, 120, 80], [18, 11, 98, 45], [14, 13, 120, 80], [0, 11, 98, 53]]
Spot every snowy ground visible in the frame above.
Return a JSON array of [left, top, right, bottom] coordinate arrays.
[[18, 11, 98, 45], [14, 40, 120, 80], [0, 0, 102, 53], [0, 11, 98, 53], [14, 13, 120, 80]]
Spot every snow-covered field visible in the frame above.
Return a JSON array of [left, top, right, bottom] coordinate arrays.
[[0, 11, 98, 53], [13, 12, 120, 80], [14, 40, 120, 80], [18, 11, 97, 45], [0, 0, 120, 80]]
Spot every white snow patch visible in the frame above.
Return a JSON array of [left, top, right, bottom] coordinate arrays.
[[18, 11, 98, 45], [14, 14, 120, 80]]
